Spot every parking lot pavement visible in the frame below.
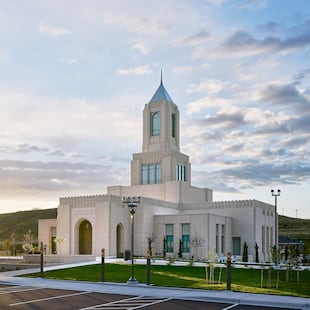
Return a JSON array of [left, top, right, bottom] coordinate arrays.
[[0, 283, 301, 310]]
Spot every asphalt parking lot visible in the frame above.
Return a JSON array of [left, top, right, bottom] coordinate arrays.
[[0, 283, 296, 310]]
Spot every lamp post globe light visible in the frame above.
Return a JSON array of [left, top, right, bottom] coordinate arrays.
[[271, 189, 280, 263], [122, 196, 140, 284]]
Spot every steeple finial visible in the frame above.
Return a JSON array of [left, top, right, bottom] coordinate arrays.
[[149, 70, 174, 103]]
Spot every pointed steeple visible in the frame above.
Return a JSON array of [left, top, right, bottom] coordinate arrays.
[[149, 72, 174, 104]]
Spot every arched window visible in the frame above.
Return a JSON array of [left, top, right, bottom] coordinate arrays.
[[151, 111, 160, 136]]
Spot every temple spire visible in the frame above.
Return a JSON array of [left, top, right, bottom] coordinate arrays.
[[149, 71, 174, 104]]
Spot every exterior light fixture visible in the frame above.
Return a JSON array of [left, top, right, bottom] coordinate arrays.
[[122, 196, 140, 284]]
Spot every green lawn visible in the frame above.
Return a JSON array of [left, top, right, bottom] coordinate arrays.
[[25, 263, 310, 298]]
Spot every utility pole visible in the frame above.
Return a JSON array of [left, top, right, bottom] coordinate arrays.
[[271, 189, 280, 264]]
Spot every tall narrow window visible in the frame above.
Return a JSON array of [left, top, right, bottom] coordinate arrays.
[[266, 227, 269, 253], [149, 164, 155, 184], [182, 223, 190, 253], [176, 164, 186, 181], [216, 224, 219, 254], [221, 225, 225, 254], [232, 237, 241, 255], [141, 163, 161, 184], [171, 113, 176, 137], [262, 226, 265, 255], [151, 111, 160, 136], [166, 224, 174, 253], [142, 164, 148, 185], [155, 163, 161, 184]]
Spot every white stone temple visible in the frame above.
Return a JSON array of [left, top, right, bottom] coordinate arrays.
[[39, 78, 275, 262]]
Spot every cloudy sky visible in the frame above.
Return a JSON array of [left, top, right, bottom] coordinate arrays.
[[0, 0, 309, 218]]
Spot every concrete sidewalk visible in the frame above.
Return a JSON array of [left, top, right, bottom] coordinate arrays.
[[0, 260, 309, 310]]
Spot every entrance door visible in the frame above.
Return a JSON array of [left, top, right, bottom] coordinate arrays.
[[79, 220, 92, 254]]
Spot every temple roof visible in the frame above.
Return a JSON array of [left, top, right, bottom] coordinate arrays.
[[149, 78, 174, 104]]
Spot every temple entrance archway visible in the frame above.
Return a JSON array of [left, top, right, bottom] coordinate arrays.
[[116, 223, 124, 258], [79, 220, 92, 254]]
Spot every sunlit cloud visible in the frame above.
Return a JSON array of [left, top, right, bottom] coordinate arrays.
[[116, 65, 153, 75], [171, 66, 193, 74], [103, 13, 170, 35], [130, 40, 151, 55], [38, 22, 71, 36], [60, 57, 79, 65], [187, 78, 230, 94]]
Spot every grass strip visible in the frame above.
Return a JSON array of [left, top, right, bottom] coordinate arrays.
[[25, 263, 310, 297]]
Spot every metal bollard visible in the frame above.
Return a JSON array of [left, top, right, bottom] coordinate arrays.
[[40, 242, 44, 278], [226, 252, 231, 290], [146, 250, 151, 285]]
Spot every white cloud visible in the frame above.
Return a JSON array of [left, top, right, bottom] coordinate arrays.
[[238, 73, 256, 81], [201, 63, 211, 70], [174, 30, 210, 47], [116, 65, 152, 75], [171, 66, 192, 74], [187, 78, 230, 94], [207, 0, 226, 7], [60, 58, 79, 65], [130, 40, 151, 55], [103, 13, 170, 36], [38, 22, 71, 36], [187, 96, 234, 114]]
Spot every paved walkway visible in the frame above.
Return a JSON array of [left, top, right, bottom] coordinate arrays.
[[0, 260, 309, 310]]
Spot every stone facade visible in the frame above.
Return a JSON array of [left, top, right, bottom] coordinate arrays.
[[38, 79, 275, 262]]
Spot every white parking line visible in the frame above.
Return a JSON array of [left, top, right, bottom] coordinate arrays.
[[10, 291, 91, 306], [79, 295, 172, 310], [222, 303, 239, 310], [0, 286, 43, 295]]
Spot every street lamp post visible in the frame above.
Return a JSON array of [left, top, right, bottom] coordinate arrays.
[[271, 189, 280, 263], [122, 196, 140, 284]]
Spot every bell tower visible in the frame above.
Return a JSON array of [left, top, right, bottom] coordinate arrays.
[[131, 76, 191, 186], [142, 76, 180, 153]]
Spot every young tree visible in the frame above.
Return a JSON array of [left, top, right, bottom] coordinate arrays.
[[190, 233, 203, 261], [54, 236, 65, 255], [23, 229, 34, 254], [242, 241, 248, 262], [284, 246, 289, 262], [146, 232, 155, 256], [162, 237, 166, 258], [178, 239, 183, 258], [206, 247, 218, 284], [2, 239, 10, 255], [271, 245, 280, 264], [254, 242, 259, 263]]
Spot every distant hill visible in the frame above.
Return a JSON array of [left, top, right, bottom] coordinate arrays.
[[279, 215, 310, 251], [0, 208, 57, 243], [0, 208, 309, 252]]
